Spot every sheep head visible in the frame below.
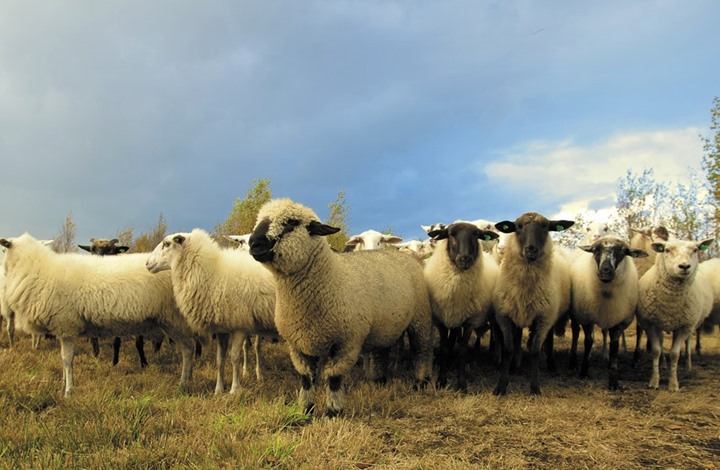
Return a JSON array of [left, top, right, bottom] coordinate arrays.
[[78, 238, 129, 256], [250, 199, 339, 272], [429, 222, 498, 271], [651, 238, 714, 281], [345, 230, 403, 251], [495, 212, 574, 263], [579, 235, 647, 283]]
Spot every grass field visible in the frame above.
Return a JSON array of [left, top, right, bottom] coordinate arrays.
[[0, 326, 718, 469]]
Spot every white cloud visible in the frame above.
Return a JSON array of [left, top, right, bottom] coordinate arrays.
[[482, 127, 705, 215]]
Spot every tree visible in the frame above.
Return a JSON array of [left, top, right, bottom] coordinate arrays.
[[131, 214, 168, 253], [615, 168, 669, 237], [115, 226, 135, 248], [214, 178, 272, 245], [701, 96, 720, 238], [325, 188, 350, 252], [53, 212, 77, 253]]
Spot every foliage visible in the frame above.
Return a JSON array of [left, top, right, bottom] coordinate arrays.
[[701, 96, 720, 239], [52, 212, 77, 253], [130, 214, 168, 253], [325, 188, 350, 252], [213, 179, 272, 246], [615, 168, 669, 235], [115, 226, 135, 248]]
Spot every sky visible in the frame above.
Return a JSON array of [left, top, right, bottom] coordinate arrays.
[[1, 1, 719, 245]]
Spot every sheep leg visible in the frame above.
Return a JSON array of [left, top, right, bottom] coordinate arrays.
[[632, 321, 645, 368], [241, 334, 250, 377], [32, 334, 41, 349], [6, 309, 14, 348], [580, 323, 594, 378], [694, 325, 702, 356], [621, 330, 627, 353], [528, 320, 552, 396], [569, 316, 580, 370], [91, 337, 100, 357], [684, 335, 691, 371], [229, 331, 246, 393], [607, 325, 623, 391], [177, 338, 194, 388], [215, 333, 230, 394], [436, 324, 455, 388], [59, 337, 76, 397], [511, 326, 523, 373], [112, 337, 121, 366], [323, 343, 362, 417], [668, 328, 692, 392], [372, 348, 391, 385], [289, 348, 318, 415], [489, 315, 503, 369], [136, 336, 148, 368], [493, 316, 516, 396], [647, 326, 663, 390], [456, 325, 474, 392], [601, 329, 609, 361], [254, 335, 263, 381], [404, 314, 433, 387], [543, 328, 556, 373]]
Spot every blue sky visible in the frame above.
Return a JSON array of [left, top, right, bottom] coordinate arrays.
[[1, 1, 718, 244]]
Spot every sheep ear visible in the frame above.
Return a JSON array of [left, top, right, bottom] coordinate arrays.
[[383, 235, 403, 244], [0, 239, 11, 249], [78, 245, 92, 252], [420, 225, 431, 233], [495, 221, 516, 234], [428, 229, 448, 240], [550, 220, 575, 232], [578, 244, 594, 253], [698, 239, 715, 251], [173, 235, 186, 245], [478, 230, 499, 242], [627, 248, 648, 258], [307, 221, 340, 237], [345, 236, 362, 246], [651, 243, 665, 253]]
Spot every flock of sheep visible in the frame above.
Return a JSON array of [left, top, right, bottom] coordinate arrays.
[[1, 198, 719, 418]]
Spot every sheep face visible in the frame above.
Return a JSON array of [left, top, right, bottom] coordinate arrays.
[[345, 230, 403, 251], [78, 238, 129, 256], [250, 199, 339, 271], [146, 234, 187, 273], [652, 239, 713, 280], [579, 236, 647, 283], [584, 220, 609, 244], [430, 222, 498, 271], [495, 212, 574, 263]]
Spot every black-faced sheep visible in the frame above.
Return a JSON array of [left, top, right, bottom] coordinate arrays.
[[146, 229, 277, 394], [249, 198, 433, 417], [423, 222, 499, 390], [637, 238, 714, 391], [569, 235, 647, 389], [0, 233, 195, 397], [491, 212, 574, 396]]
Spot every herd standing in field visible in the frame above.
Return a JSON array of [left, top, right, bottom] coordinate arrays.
[[1, 199, 720, 417]]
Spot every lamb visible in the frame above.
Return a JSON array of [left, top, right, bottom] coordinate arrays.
[[0, 233, 195, 397], [569, 235, 647, 389], [492, 212, 574, 396], [249, 198, 433, 417], [696, 258, 720, 355], [146, 229, 277, 394], [344, 229, 403, 251], [79, 237, 156, 369], [423, 222, 499, 390], [636, 238, 714, 391]]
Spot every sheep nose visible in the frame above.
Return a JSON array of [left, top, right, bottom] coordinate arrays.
[[678, 263, 691, 273]]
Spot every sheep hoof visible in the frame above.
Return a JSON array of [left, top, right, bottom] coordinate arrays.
[[374, 376, 388, 386], [608, 380, 623, 392], [325, 408, 342, 419], [530, 385, 542, 396], [492, 383, 508, 396], [304, 404, 315, 416]]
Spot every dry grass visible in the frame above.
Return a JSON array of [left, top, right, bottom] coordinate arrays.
[[0, 326, 718, 469]]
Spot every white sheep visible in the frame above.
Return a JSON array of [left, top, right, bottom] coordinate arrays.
[[630, 225, 671, 365], [696, 257, 720, 355], [344, 229, 403, 252], [223, 234, 251, 252], [423, 222, 499, 390], [569, 235, 648, 389], [146, 229, 277, 394], [637, 238, 714, 391], [492, 212, 574, 396], [0, 233, 195, 397], [249, 198, 433, 417]]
